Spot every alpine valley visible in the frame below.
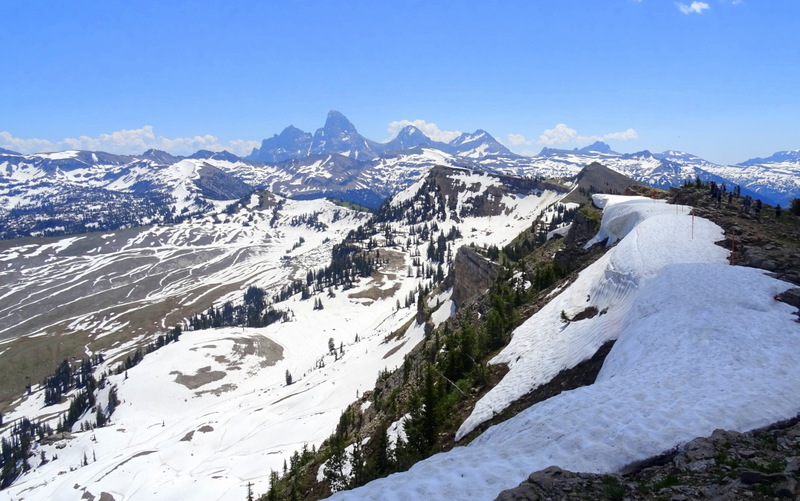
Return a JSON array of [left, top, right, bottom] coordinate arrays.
[[0, 112, 799, 501]]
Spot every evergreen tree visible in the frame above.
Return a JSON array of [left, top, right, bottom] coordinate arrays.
[[485, 308, 506, 350], [365, 421, 392, 480], [349, 436, 364, 488], [403, 365, 441, 458], [267, 470, 280, 501], [323, 436, 348, 492]]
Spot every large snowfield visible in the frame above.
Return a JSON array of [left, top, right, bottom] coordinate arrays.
[[329, 195, 799, 500]]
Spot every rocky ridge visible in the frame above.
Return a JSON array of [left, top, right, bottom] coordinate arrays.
[[495, 416, 800, 501]]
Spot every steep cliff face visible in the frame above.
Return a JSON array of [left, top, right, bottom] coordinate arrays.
[[564, 209, 600, 250], [450, 245, 499, 309]]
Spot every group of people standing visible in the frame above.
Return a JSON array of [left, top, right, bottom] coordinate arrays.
[[708, 181, 782, 220]]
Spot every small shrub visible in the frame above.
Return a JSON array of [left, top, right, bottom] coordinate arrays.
[[652, 473, 680, 490], [603, 476, 625, 501]]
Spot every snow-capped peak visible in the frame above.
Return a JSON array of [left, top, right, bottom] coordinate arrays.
[[739, 149, 800, 166], [446, 129, 513, 158]]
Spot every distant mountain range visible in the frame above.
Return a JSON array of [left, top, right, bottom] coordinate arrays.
[[1, 110, 798, 239], [247, 110, 513, 163]]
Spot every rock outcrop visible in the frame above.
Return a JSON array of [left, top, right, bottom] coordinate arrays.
[[563, 209, 599, 250], [495, 416, 800, 501], [449, 246, 499, 309]]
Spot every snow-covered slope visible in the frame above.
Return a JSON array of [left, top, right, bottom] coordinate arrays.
[[484, 148, 699, 189], [353, 148, 472, 199], [3, 304, 424, 500], [0, 149, 255, 238], [0, 194, 366, 345], [328, 195, 799, 501], [705, 155, 800, 207], [445, 130, 514, 158], [480, 145, 800, 207], [1, 168, 571, 500], [235, 148, 476, 210]]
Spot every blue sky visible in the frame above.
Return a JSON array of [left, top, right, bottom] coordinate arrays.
[[2, 0, 798, 164]]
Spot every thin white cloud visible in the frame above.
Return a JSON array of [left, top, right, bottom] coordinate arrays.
[[603, 128, 639, 141], [506, 133, 532, 146], [0, 131, 57, 154], [227, 139, 262, 155], [0, 127, 259, 157], [677, 1, 710, 14], [536, 124, 638, 147], [387, 119, 461, 143]]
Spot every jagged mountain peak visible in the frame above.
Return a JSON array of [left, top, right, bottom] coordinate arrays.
[[281, 124, 306, 136], [310, 111, 380, 160], [274, 125, 312, 144], [247, 125, 313, 163], [576, 141, 613, 154], [320, 110, 358, 136], [248, 114, 366, 163], [248, 113, 521, 164], [0, 147, 20, 156], [397, 124, 424, 139]]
